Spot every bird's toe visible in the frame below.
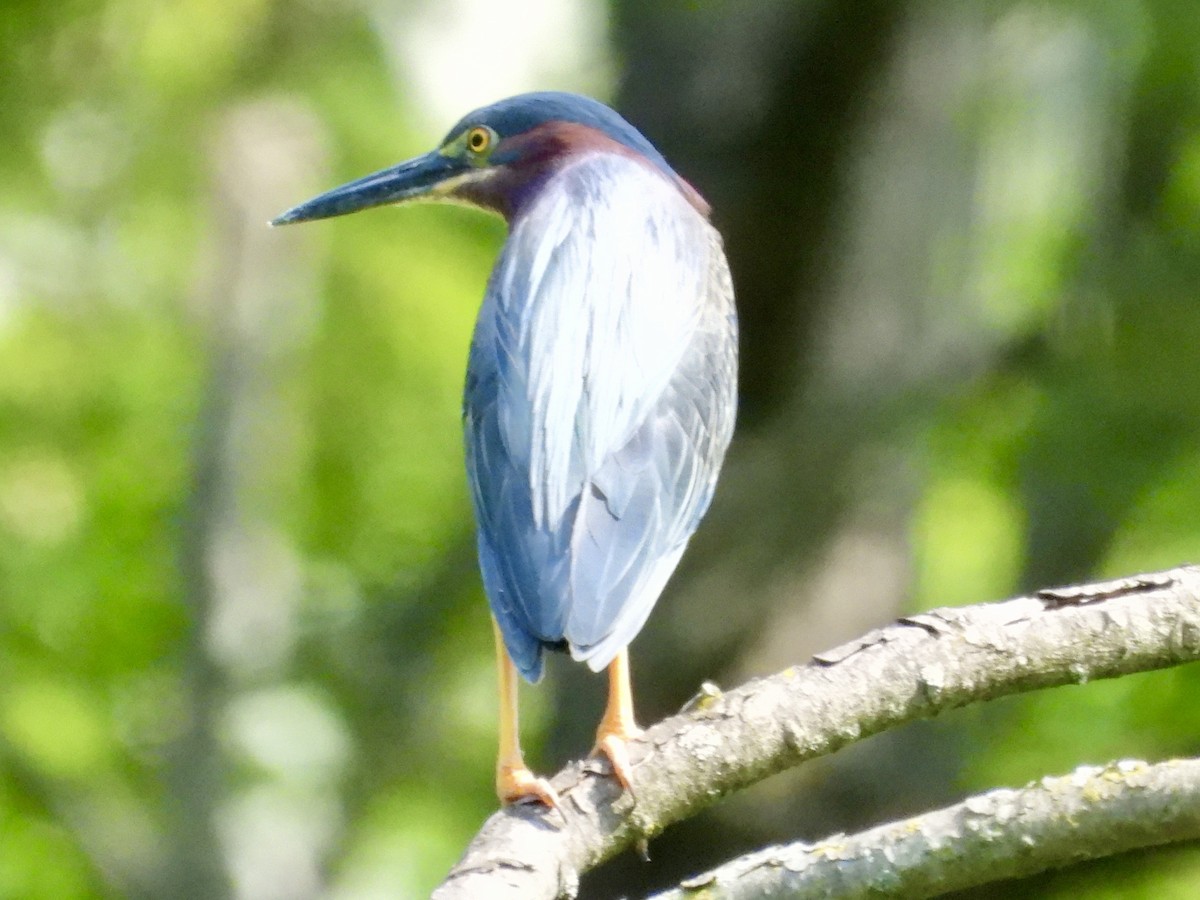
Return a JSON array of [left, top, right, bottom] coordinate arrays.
[[497, 763, 560, 808], [594, 727, 643, 794]]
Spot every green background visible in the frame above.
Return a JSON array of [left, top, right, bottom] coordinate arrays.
[[1, 1, 1198, 897]]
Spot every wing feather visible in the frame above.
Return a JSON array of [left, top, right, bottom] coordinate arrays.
[[464, 154, 737, 680]]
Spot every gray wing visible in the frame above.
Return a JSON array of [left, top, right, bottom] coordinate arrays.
[[464, 155, 737, 681], [562, 234, 736, 667]]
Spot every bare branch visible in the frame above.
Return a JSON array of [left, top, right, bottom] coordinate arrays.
[[649, 757, 1200, 899], [432, 566, 1200, 900]]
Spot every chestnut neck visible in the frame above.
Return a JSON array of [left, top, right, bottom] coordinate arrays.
[[453, 121, 711, 223]]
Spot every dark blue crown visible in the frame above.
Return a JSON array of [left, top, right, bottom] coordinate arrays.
[[444, 92, 677, 178]]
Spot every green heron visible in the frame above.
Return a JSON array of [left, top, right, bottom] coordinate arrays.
[[273, 92, 737, 806]]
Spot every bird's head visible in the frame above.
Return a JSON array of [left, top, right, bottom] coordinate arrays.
[[271, 91, 707, 226]]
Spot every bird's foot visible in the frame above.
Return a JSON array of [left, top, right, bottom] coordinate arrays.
[[497, 763, 560, 808], [594, 725, 644, 793]]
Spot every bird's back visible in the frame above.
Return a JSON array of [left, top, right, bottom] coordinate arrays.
[[464, 153, 737, 681]]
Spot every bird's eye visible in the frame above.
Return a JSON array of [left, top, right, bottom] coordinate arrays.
[[466, 126, 492, 155]]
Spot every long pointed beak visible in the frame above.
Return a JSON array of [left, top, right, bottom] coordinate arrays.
[[270, 150, 460, 226]]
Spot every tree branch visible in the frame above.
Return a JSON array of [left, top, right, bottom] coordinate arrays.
[[431, 566, 1200, 899], [649, 757, 1200, 899]]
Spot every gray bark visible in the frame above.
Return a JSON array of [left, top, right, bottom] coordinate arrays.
[[651, 757, 1200, 898], [431, 566, 1200, 899]]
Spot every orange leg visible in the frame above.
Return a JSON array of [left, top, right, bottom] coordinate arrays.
[[493, 618, 559, 807], [594, 649, 643, 791]]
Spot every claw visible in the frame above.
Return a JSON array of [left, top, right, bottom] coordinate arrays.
[[497, 764, 560, 808], [595, 727, 643, 793]]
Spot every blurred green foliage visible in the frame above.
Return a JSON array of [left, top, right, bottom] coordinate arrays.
[[0, 2, 514, 896], [1, 0, 1199, 898]]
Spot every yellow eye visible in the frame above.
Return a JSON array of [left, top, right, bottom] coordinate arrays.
[[466, 126, 492, 155]]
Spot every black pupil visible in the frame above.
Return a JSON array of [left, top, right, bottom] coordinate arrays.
[[471, 131, 485, 150]]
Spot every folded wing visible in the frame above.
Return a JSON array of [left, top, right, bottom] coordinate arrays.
[[464, 154, 737, 680]]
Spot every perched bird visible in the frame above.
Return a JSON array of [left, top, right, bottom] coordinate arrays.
[[273, 92, 737, 806]]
